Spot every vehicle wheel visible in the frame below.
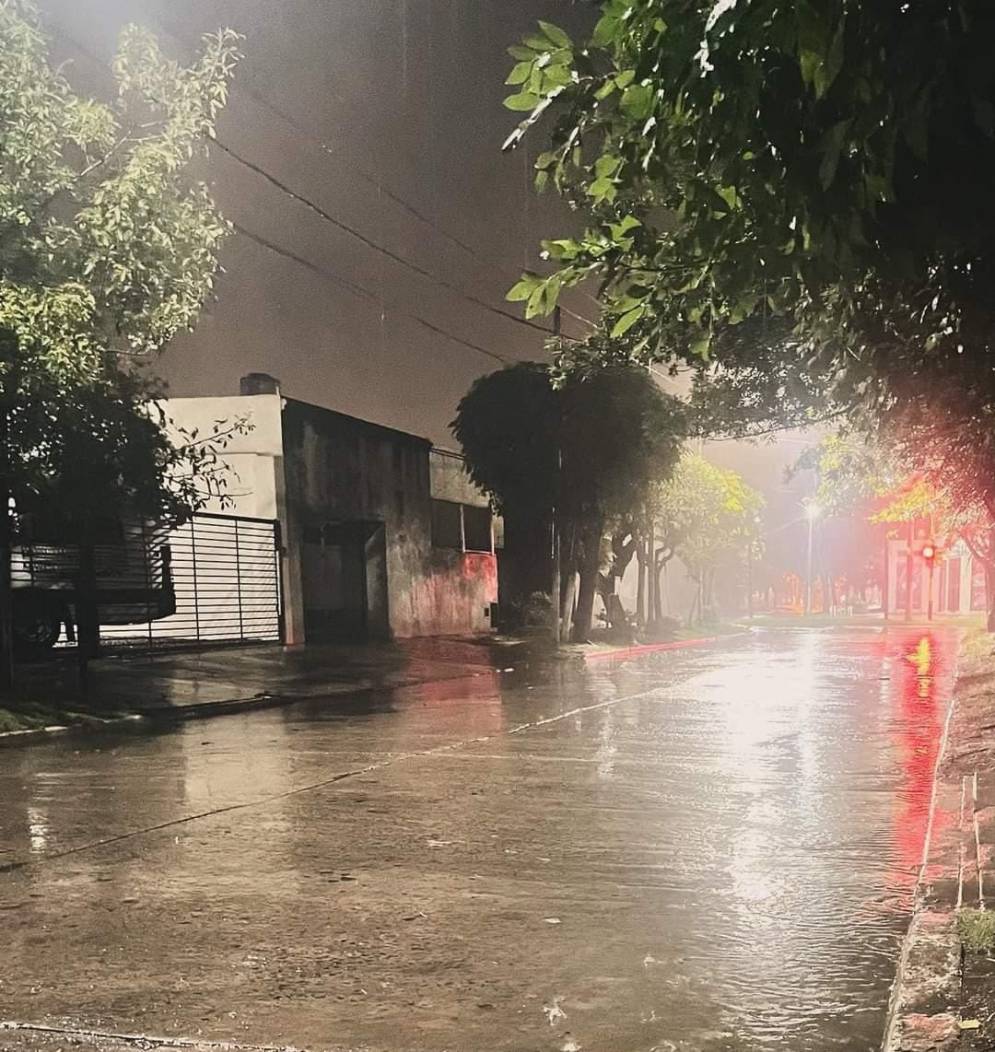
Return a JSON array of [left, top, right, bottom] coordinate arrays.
[[13, 603, 63, 659]]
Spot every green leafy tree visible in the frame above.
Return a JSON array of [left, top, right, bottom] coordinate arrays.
[[451, 362, 560, 621], [0, 2, 241, 672], [451, 355, 685, 640], [805, 428, 995, 625], [651, 453, 764, 625], [502, 4, 995, 495]]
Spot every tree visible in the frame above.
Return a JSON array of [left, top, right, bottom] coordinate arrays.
[[451, 362, 560, 620], [650, 454, 763, 626], [0, 2, 241, 675], [558, 359, 685, 640], [451, 355, 685, 639], [501, 5, 995, 593]]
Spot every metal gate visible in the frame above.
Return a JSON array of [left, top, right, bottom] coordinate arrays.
[[13, 512, 282, 656], [98, 512, 284, 650]]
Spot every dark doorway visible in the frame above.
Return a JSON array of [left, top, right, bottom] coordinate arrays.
[[302, 521, 388, 642]]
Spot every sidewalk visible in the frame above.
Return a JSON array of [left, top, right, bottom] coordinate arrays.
[[0, 636, 529, 743], [0, 632, 725, 746], [886, 628, 995, 1051]]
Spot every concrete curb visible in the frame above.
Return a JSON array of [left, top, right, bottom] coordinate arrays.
[[581, 633, 738, 662], [881, 643, 966, 1052]]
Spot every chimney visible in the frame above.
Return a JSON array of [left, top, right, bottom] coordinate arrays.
[[240, 372, 281, 396]]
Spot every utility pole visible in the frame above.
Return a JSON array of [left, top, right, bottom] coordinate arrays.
[[747, 539, 754, 620], [905, 519, 914, 622], [550, 306, 562, 645], [804, 501, 820, 616]]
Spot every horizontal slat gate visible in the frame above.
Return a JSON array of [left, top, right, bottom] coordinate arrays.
[[100, 513, 283, 650]]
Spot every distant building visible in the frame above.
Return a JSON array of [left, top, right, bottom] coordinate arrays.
[[164, 376, 497, 644], [884, 534, 984, 617]]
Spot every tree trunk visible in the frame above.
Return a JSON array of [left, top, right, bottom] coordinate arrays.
[[652, 553, 664, 623], [571, 518, 603, 643], [0, 360, 13, 692], [561, 568, 577, 640], [986, 560, 995, 633], [0, 497, 12, 693], [76, 542, 100, 695], [687, 578, 700, 627], [635, 537, 647, 627], [500, 509, 553, 617]]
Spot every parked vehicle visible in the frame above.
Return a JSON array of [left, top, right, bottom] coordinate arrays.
[[10, 519, 175, 657]]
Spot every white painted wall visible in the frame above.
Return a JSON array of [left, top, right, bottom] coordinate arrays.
[[160, 393, 305, 644]]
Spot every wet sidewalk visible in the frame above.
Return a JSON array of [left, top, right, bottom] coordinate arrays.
[[885, 629, 995, 1051], [4, 636, 530, 732]]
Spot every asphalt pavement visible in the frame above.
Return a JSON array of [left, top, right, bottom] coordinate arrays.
[[0, 626, 959, 1052]]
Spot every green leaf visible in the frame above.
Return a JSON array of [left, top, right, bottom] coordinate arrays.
[[620, 83, 654, 121], [538, 21, 572, 49], [506, 275, 540, 302], [595, 153, 622, 179], [588, 176, 617, 203], [823, 16, 846, 95], [818, 120, 850, 189], [503, 92, 540, 112], [612, 303, 645, 337], [543, 64, 573, 89], [592, 14, 620, 47], [610, 215, 642, 239], [523, 34, 551, 51], [690, 332, 712, 359], [507, 44, 534, 60], [505, 61, 533, 86]]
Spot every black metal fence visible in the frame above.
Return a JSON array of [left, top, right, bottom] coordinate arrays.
[[13, 512, 283, 653], [101, 513, 283, 650]]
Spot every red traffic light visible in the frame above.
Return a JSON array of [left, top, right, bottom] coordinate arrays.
[[922, 544, 936, 561]]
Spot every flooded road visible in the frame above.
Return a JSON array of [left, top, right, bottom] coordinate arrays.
[[0, 627, 957, 1051]]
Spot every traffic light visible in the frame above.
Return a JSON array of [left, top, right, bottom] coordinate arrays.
[[921, 543, 936, 561]]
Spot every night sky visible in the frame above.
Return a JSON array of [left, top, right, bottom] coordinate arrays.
[[37, 0, 817, 576], [39, 0, 597, 444]]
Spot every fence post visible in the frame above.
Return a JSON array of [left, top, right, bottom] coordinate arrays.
[[189, 518, 201, 646], [234, 518, 244, 642], [274, 519, 285, 644]]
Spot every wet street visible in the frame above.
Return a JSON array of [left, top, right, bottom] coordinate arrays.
[[0, 627, 958, 1052]]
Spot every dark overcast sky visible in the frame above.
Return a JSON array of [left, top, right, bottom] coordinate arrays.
[[37, 0, 819, 569], [38, 0, 597, 444]]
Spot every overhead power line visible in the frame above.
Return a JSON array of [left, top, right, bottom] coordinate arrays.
[[125, 11, 601, 335], [233, 222, 509, 365], [53, 22, 584, 360], [232, 86, 600, 331], [210, 136, 564, 341]]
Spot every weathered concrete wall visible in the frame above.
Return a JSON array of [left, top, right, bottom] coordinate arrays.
[[282, 401, 495, 639], [429, 448, 489, 507]]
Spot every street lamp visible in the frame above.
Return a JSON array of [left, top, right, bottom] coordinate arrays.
[[804, 501, 821, 616]]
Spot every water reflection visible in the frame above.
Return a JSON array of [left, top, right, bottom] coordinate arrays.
[[0, 628, 958, 1052]]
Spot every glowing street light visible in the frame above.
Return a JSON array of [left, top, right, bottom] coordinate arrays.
[[804, 500, 821, 615]]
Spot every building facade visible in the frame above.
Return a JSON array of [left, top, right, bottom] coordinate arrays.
[[165, 378, 497, 645], [884, 534, 985, 617]]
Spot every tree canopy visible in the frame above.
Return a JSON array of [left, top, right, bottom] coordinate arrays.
[[502, 3, 995, 447], [452, 356, 686, 636], [0, 1, 241, 531]]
